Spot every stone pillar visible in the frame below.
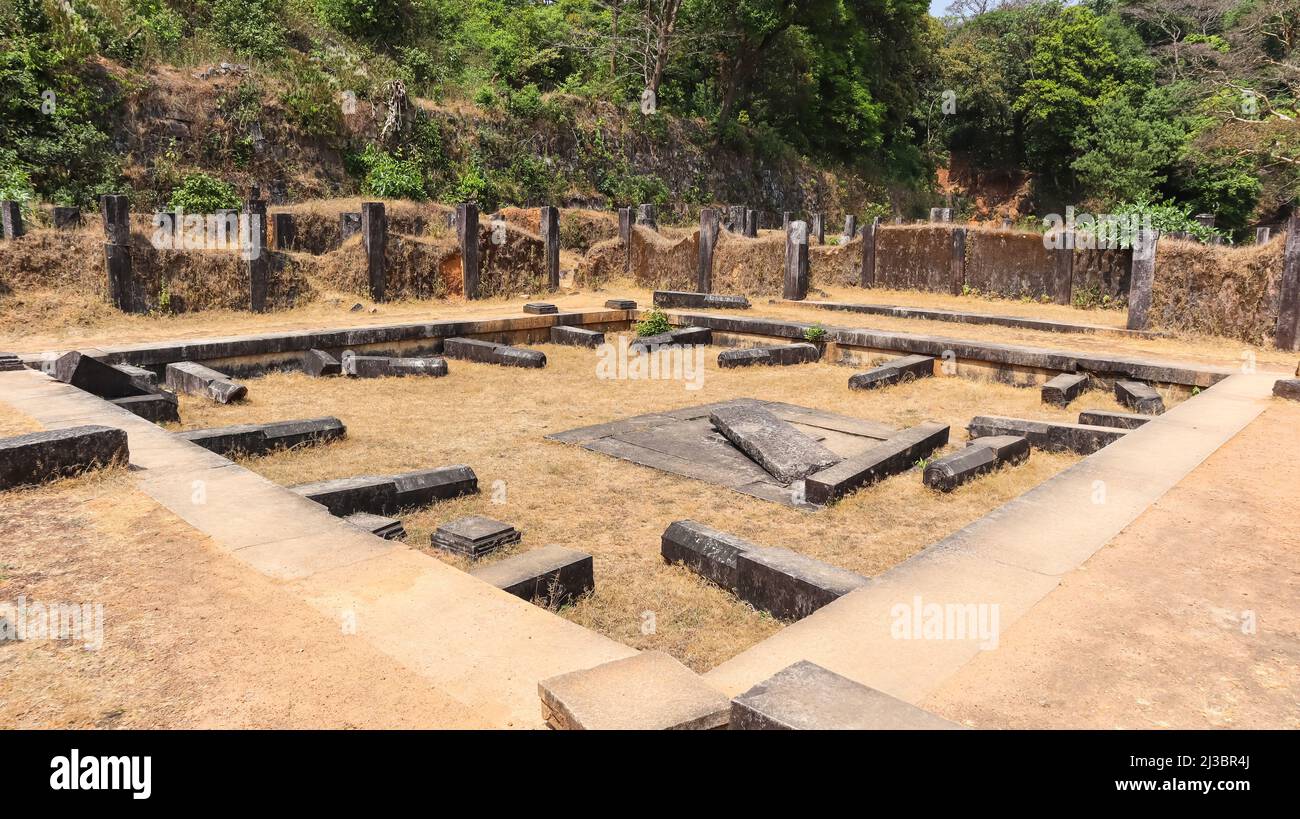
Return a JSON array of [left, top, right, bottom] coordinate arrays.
[[1126, 229, 1158, 331], [457, 202, 480, 299], [246, 192, 269, 312], [784, 220, 809, 301], [860, 217, 879, 288], [1256, 226, 1272, 244], [361, 201, 386, 302], [929, 207, 953, 223], [0, 201, 22, 239], [744, 209, 758, 238], [727, 205, 745, 233], [273, 212, 295, 249], [1001, 217, 1012, 230], [698, 208, 719, 293], [810, 212, 825, 245], [950, 226, 967, 295], [53, 206, 81, 230], [100, 194, 136, 312], [340, 211, 362, 241], [842, 214, 856, 244], [1274, 215, 1300, 350], [540, 205, 560, 292], [782, 212, 792, 231], [636, 203, 657, 231], [618, 207, 631, 244], [1052, 230, 1074, 305]]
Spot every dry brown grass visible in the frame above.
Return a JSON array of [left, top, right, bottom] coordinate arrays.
[[170, 340, 1156, 671]]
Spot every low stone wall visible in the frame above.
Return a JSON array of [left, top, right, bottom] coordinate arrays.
[[965, 229, 1071, 303], [874, 225, 954, 293], [1149, 235, 1286, 346]]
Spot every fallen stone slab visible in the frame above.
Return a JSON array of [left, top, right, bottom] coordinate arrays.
[[291, 475, 399, 516], [523, 302, 557, 314], [730, 660, 961, 730], [0, 353, 24, 372], [1077, 409, 1152, 429], [0, 425, 129, 490], [54, 351, 153, 399], [653, 290, 751, 310], [443, 337, 547, 368], [1114, 380, 1165, 414], [391, 465, 478, 508], [538, 651, 731, 730], [342, 353, 448, 378], [968, 415, 1127, 454], [735, 545, 871, 621], [165, 361, 247, 404], [923, 435, 1029, 492], [717, 343, 819, 368], [344, 512, 406, 540], [110, 393, 179, 424], [660, 520, 757, 592], [471, 544, 593, 607], [629, 326, 712, 353], [804, 422, 949, 505], [847, 354, 935, 390], [604, 299, 637, 309], [550, 325, 605, 347], [178, 417, 344, 456], [709, 403, 840, 484], [303, 349, 341, 377], [1040, 373, 1089, 407], [111, 363, 157, 386], [1273, 378, 1300, 401], [431, 515, 522, 558]]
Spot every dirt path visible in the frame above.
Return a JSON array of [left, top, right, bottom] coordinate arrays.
[[922, 401, 1300, 728]]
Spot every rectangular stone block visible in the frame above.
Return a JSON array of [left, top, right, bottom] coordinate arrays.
[[660, 520, 756, 592], [110, 393, 180, 424], [550, 325, 605, 347], [0, 425, 129, 490], [540, 205, 561, 291], [968, 415, 1127, 454], [291, 475, 399, 516], [1040, 373, 1089, 407], [54, 351, 153, 400], [1, 200, 23, 239], [341, 353, 448, 378], [847, 354, 934, 390], [523, 302, 557, 315], [430, 515, 521, 558], [0, 353, 24, 372], [112, 363, 157, 386], [303, 348, 341, 377], [717, 343, 819, 368], [804, 422, 950, 505], [1273, 378, 1300, 401], [443, 337, 545, 368], [180, 417, 344, 456], [730, 661, 960, 730], [1114, 380, 1165, 414], [630, 326, 711, 353], [923, 435, 1029, 492], [177, 424, 267, 456], [735, 545, 870, 621], [165, 361, 247, 404], [1077, 409, 1152, 429], [605, 299, 636, 310], [494, 346, 547, 368], [709, 403, 841, 484], [391, 464, 478, 508], [538, 651, 730, 730], [344, 512, 406, 540], [471, 544, 593, 607], [652, 290, 751, 310]]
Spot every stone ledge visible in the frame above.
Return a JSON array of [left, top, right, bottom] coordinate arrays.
[[471, 545, 593, 607], [0, 425, 129, 490], [538, 651, 730, 730], [804, 422, 950, 505], [968, 415, 1128, 455]]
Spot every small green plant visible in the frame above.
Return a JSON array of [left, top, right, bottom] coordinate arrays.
[[803, 324, 827, 343], [168, 173, 239, 212], [635, 308, 672, 337], [357, 145, 426, 200]]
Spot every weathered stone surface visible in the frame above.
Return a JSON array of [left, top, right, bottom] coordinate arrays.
[[804, 422, 950, 505], [709, 403, 841, 484], [303, 348, 341, 377], [430, 515, 521, 558], [52, 206, 81, 230], [847, 354, 935, 390], [443, 337, 546, 368], [1040, 373, 1089, 407], [653, 290, 751, 310], [1273, 378, 1300, 401], [629, 326, 712, 353], [291, 475, 399, 516], [660, 520, 755, 592], [110, 392, 180, 424], [494, 346, 547, 368], [180, 417, 344, 456], [735, 545, 870, 621], [923, 435, 1029, 492], [1077, 409, 1152, 429], [391, 464, 478, 507], [0, 353, 24, 372], [165, 361, 247, 404], [550, 325, 605, 347], [538, 651, 730, 730], [0, 425, 129, 490], [112, 363, 157, 386], [604, 299, 637, 310], [717, 343, 819, 369], [341, 352, 448, 378], [523, 302, 558, 315], [54, 351, 153, 399], [730, 660, 961, 730], [1114, 380, 1165, 414], [344, 512, 406, 540], [471, 544, 593, 607], [968, 415, 1127, 454]]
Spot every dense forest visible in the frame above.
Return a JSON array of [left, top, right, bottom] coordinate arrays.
[[1, 0, 1297, 240]]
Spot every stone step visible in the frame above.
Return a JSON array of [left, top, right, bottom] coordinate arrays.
[[431, 515, 521, 559], [471, 544, 593, 608], [604, 299, 637, 310], [343, 512, 406, 540], [804, 422, 950, 505], [523, 302, 558, 315], [538, 651, 730, 730]]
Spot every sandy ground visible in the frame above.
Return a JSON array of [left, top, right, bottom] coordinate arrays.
[[923, 400, 1300, 729], [0, 468, 488, 728], [162, 341, 1168, 670]]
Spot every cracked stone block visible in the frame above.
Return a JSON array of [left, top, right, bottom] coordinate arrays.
[[471, 544, 593, 607], [923, 435, 1029, 492], [444, 337, 546, 368], [165, 361, 247, 404], [1040, 373, 1089, 407], [550, 326, 605, 347], [0, 425, 129, 490], [804, 422, 949, 505], [717, 343, 819, 368], [538, 651, 730, 730], [968, 415, 1127, 454], [848, 354, 935, 390], [1114, 380, 1165, 414], [709, 403, 840, 483], [342, 353, 447, 378]]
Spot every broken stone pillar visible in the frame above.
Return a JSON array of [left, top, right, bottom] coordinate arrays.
[[0, 201, 22, 239], [456, 202, 480, 299], [860, 216, 879, 288], [783, 220, 809, 301], [272, 212, 295, 249], [950, 226, 967, 295], [744, 208, 758, 237], [1256, 226, 1272, 244], [842, 214, 856, 244], [53, 206, 81, 230], [698, 208, 718, 293], [100, 194, 136, 313], [636, 203, 657, 231], [810, 212, 825, 245], [361, 202, 386, 302], [246, 192, 269, 313], [1274, 214, 1300, 350], [923, 435, 1030, 492], [540, 205, 560, 292], [340, 211, 362, 241], [1126, 229, 1158, 331]]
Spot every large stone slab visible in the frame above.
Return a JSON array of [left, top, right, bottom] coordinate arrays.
[[1273, 378, 1300, 401], [968, 415, 1128, 454], [471, 545, 593, 607], [538, 651, 730, 730], [550, 325, 605, 348], [923, 435, 1029, 492], [165, 361, 247, 404], [342, 352, 448, 378], [604, 299, 637, 309], [804, 422, 950, 505], [178, 417, 344, 456], [344, 512, 406, 540], [431, 515, 521, 558], [1114, 379, 1165, 414], [291, 475, 399, 516], [717, 343, 819, 368], [54, 351, 153, 399], [443, 337, 546, 368], [303, 349, 341, 377], [392, 465, 478, 507], [111, 363, 158, 386], [523, 302, 557, 315], [848, 354, 934, 390], [630, 326, 711, 353], [1040, 372, 1089, 407], [709, 403, 840, 484], [653, 290, 751, 310], [660, 519, 756, 592], [730, 661, 960, 730], [0, 425, 129, 490], [735, 545, 870, 621], [110, 392, 179, 424], [1077, 409, 1152, 429]]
